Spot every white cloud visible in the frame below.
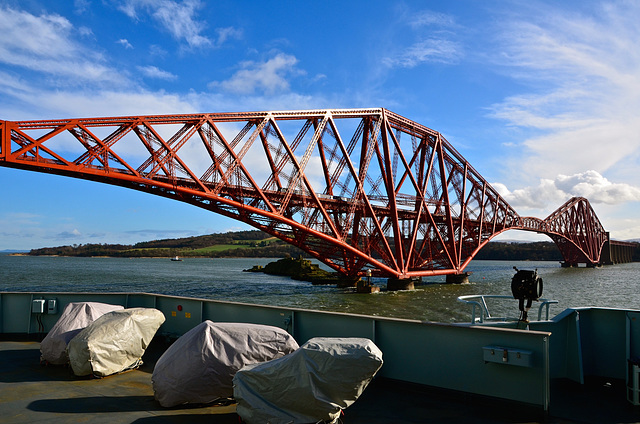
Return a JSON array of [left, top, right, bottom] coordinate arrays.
[[137, 65, 177, 81], [211, 53, 301, 95], [555, 171, 640, 204], [494, 170, 640, 210], [117, 38, 134, 49], [149, 0, 210, 47], [0, 6, 125, 86]]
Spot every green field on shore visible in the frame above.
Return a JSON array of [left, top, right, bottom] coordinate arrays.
[[27, 231, 304, 259]]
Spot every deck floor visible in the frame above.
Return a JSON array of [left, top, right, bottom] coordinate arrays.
[[0, 338, 638, 424]]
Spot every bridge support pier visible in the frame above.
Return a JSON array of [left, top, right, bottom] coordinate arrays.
[[356, 278, 380, 293], [387, 277, 421, 291], [446, 272, 470, 284]]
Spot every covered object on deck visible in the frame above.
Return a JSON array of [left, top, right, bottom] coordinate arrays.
[[152, 320, 299, 407], [233, 337, 383, 424]]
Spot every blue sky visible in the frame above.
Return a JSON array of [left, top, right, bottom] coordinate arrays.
[[0, 0, 639, 250]]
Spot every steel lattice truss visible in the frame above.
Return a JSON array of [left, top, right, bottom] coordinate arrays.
[[0, 109, 609, 278], [542, 197, 608, 266]]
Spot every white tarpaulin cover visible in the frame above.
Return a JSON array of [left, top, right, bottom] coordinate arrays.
[[40, 302, 124, 365], [67, 307, 165, 377], [152, 320, 299, 407], [233, 337, 383, 424]]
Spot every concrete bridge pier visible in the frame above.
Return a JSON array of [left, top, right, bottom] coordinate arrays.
[[387, 277, 422, 291], [446, 272, 471, 284]]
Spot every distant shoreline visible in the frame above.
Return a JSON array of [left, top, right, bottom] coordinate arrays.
[[7, 229, 639, 262]]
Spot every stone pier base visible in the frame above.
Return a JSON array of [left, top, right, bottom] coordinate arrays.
[[446, 273, 470, 284], [356, 279, 380, 293], [387, 277, 422, 291]]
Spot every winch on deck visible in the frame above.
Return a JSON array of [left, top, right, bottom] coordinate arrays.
[[457, 269, 556, 325], [511, 267, 544, 322]]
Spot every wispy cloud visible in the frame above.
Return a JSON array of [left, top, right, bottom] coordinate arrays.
[[115, 0, 241, 48], [383, 10, 462, 68], [137, 65, 177, 81], [490, 1, 640, 192], [74, 0, 91, 14], [210, 53, 302, 95], [214, 26, 243, 46], [54, 229, 82, 240], [117, 38, 133, 49], [0, 6, 124, 86], [408, 10, 456, 29], [384, 38, 461, 68]]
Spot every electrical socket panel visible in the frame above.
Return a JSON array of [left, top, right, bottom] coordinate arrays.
[[32, 299, 45, 314], [47, 299, 58, 314]]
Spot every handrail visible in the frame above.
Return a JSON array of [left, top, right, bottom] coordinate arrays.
[[457, 295, 558, 324]]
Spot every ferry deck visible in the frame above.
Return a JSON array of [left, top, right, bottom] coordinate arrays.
[[2, 338, 636, 424], [1, 291, 639, 423]]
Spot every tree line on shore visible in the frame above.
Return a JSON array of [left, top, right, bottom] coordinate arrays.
[[27, 230, 640, 261], [28, 230, 303, 258]]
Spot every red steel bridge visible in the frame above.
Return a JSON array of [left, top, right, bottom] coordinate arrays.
[[0, 109, 632, 282]]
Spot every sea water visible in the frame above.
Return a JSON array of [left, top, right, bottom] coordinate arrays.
[[1, 254, 638, 323]]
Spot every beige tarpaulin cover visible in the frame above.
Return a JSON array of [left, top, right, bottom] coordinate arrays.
[[40, 302, 124, 365], [233, 337, 383, 424], [152, 320, 299, 407], [67, 307, 165, 377]]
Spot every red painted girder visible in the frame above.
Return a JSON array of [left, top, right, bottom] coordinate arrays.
[[0, 112, 610, 277]]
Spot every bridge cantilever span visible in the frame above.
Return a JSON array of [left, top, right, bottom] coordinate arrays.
[[518, 197, 609, 267], [0, 109, 616, 280]]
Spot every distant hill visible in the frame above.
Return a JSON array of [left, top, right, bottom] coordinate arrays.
[[473, 241, 563, 261], [28, 230, 304, 258], [27, 232, 639, 261]]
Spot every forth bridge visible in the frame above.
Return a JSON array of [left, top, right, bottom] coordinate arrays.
[[0, 109, 634, 288]]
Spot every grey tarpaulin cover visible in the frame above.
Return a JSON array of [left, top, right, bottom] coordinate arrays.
[[40, 302, 124, 365], [67, 307, 165, 377], [152, 320, 299, 407], [233, 337, 383, 424]]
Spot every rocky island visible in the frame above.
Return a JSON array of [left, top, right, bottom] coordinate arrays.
[[244, 256, 342, 285]]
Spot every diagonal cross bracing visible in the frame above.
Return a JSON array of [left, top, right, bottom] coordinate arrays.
[[0, 110, 609, 278]]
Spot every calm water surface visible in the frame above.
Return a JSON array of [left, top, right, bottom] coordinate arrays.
[[1, 254, 638, 323]]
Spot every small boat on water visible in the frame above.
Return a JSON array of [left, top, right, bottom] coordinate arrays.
[[170, 256, 182, 261]]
